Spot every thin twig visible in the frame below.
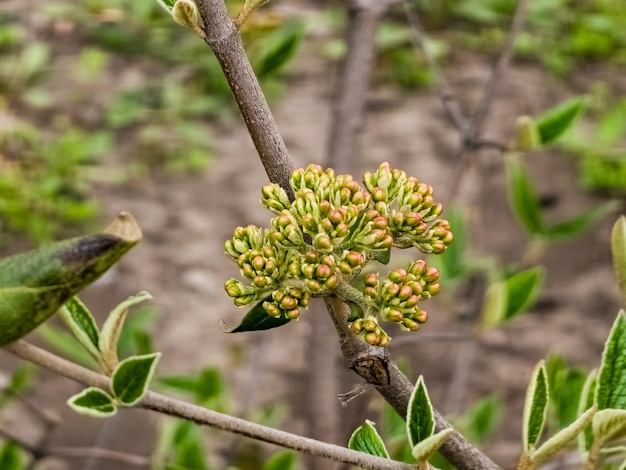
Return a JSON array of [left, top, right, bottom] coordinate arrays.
[[467, 0, 531, 140], [402, 1, 469, 135], [3, 340, 416, 470]]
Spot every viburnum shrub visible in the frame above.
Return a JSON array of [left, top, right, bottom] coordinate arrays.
[[223, 162, 453, 346]]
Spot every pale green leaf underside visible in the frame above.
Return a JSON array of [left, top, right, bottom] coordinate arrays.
[[67, 387, 117, 418], [612, 216, 626, 304], [523, 361, 549, 452], [156, 0, 177, 13], [412, 428, 453, 462], [348, 420, 389, 458]]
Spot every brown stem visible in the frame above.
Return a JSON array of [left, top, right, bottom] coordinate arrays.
[[195, 0, 294, 199], [3, 340, 416, 470]]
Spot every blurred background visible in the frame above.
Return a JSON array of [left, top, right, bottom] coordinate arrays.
[[0, 0, 625, 468]]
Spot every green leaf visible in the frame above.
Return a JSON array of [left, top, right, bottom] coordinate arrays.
[[551, 367, 588, 430], [156, 0, 177, 13], [541, 201, 617, 241], [0, 440, 22, 470], [374, 248, 391, 265], [221, 297, 291, 333], [514, 116, 541, 151], [596, 310, 626, 410], [59, 296, 100, 359], [194, 367, 224, 404], [67, 387, 117, 418], [262, 451, 297, 470], [523, 360, 549, 453], [480, 281, 508, 329], [168, 421, 208, 470], [99, 291, 153, 374], [158, 375, 198, 394], [348, 420, 389, 458], [452, 395, 503, 445], [0, 212, 141, 346], [407, 376, 435, 448], [111, 352, 161, 406], [612, 216, 626, 304], [536, 96, 589, 145], [8, 363, 35, 395], [530, 406, 596, 466], [503, 267, 544, 321], [592, 409, 626, 445], [412, 428, 453, 463], [505, 154, 543, 235], [578, 369, 597, 454], [255, 22, 306, 78]]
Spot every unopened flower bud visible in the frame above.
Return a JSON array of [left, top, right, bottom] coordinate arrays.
[[423, 267, 440, 283], [302, 264, 316, 279], [314, 234, 332, 251], [234, 295, 255, 307], [286, 308, 300, 320], [339, 261, 352, 274], [280, 295, 298, 310], [364, 273, 378, 287], [378, 333, 391, 348], [415, 309, 429, 323], [253, 275, 269, 288], [363, 286, 378, 298], [364, 332, 380, 345], [264, 302, 281, 317], [388, 269, 407, 283], [324, 275, 338, 289], [345, 251, 364, 267], [398, 285, 413, 300], [307, 279, 323, 292], [316, 264, 331, 279], [351, 319, 364, 334], [427, 283, 441, 296], [409, 260, 426, 276], [320, 255, 334, 267], [402, 318, 420, 331], [385, 308, 404, 323], [363, 319, 378, 332]]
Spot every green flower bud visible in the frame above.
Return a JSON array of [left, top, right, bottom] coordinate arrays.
[[251, 255, 265, 271], [339, 261, 352, 274], [242, 264, 255, 279], [253, 275, 269, 288], [302, 264, 316, 279], [405, 295, 419, 308], [363, 319, 378, 332], [264, 302, 281, 317], [363, 286, 378, 298], [335, 223, 350, 238], [234, 295, 256, 307], [371, 187, 386, 203], [304, 251, 319, 263], [273, 290, 285, 303], [286, 308, 300, 320], [402, 318, 420, 331], [300, 292, 311, 307], [314, 233, 332, 251], [302, 214, 317, 232], [319, 200, 332, 216], [426, 282, 441, 296], [307, 279, 323, 292], [372, 216, 388, 231], [351, 319, 364, 334], [324, 274, 338, 289], [288, 261, 302, 277], [320, 255, 334, 267], [388, 268, 407, 283], [316, 264, 331, 279], [224, 279, 242, 298], [398, 285, 413, 300], [384, 282, 400, 298], [378, 333, 391, 348], [423, 267, 440, 283], [409, 260, 426, 276], [384, 308, 404, 323]]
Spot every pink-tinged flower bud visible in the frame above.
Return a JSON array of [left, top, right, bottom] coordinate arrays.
[[391, 212, 404, 227], [351, 319, 364, 334], [422, 195, 434, 207], [318, 200, 331, 215], [427, 283, 441, 296], [233, 226, 246, 239], [405, 177, 418, 191], [261, 184, 275, 199], [335, 223, 350, 238], [316, 264, 331, 279], [262, 245, 275, 258], [362, 209, 378, 222], [363, 286, 378, 298], [338, 187, 351, 204], [302, 264, 316, 279], [405, 212, 423, 227], [277, 214, 291, 228], [320, 218, 333, 233], [363, 319, 378, 332], [302, 214, 316, 232], [234, 295, 255, 307], [320, 255, 335, 267], [414, 223, 428, 235], [371, 187, 385, 202], [402, 318, 420, 331], [345, 251, 364, 267], [314, 234, 332, 251], [373, 216, 388, 231], [264, 302, 281, 317], [329, 209, 343, 225], [392, 168, 406, 180], [352, 191, 369, 205], [286, 308, 300, 320], [405, 295, 419, 308], [389, 269, 407, 283], [307, 279, 322, 292], [430, 242, 446, 254], [409, 260, 426, 276], [378, 333, 391, 348], [398, 285, 413, 300], [424, 267, 440, 283], [430, 203, 443, 217], [253, 275, 268, 288], [270, 231, 284, 244], [415, 309, 429, 323], [324, 275, 338, 289], [385, 282, 400, 298], [407, 192, 423, 207], [346, 205, 360, 220], [364, 332, 381, 345], [385, 308, 404, 323], [408, 281, 423, 296], [417, 182, 430, 195], [280, 295, 298, 310], [375, 201, 387, 214], [379, 235, 394, 249], [339, 261, 352, 274], [443, 231, 454, 244], [252, 255, 265, 271], [288, 288, 303, 299], [364, 273, 378, 287]]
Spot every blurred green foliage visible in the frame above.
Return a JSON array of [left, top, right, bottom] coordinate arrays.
[[0, 0, 303, 246]]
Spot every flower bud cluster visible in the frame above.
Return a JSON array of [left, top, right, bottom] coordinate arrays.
[[358, 260, 441, 333], [350, 316, 391, 347], [224, 162, 452, 340], [363, 162, 453, 254], [263, 286, 311, 320]]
